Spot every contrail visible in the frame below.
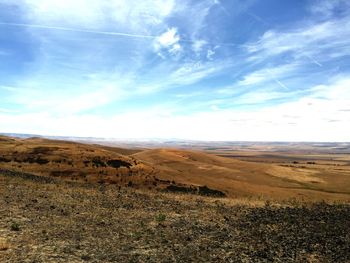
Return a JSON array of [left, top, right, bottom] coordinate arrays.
[[214, 0, 230, 17], [305, 54, 323, 67], [273, 78, 288, 89], [0, 22, 158, 39], [266, 69, 288, 90], [0, 21, 238, 47], [246, 12, 269, 26]]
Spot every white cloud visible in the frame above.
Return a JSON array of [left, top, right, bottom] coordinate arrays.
[[107, 0, 177, 31], [1, 101, 348, 142], [12, 86, 121, 114], [3, 77, 348, 141], [23, 0, 104, 27], [154, 27, 183, 57], [7, 72, 133, 114], [210, 105, 220, 111], [192, 39, 207, 54], [22, 0, 176, 31], [169, 43, 182, 56], [157, 28, 179, 47], [0, 108, 18, 113], [155, 27, 181, 52], [207, 49, 215, 60]]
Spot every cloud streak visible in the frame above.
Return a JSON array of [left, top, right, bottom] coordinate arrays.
[[0, 22, 159, 39]]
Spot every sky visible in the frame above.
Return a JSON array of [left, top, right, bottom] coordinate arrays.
[[0, 0, 349, 141]]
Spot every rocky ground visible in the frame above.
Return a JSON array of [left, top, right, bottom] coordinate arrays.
[[0, 170, 349, 262]]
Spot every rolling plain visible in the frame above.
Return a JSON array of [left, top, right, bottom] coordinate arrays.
[[0, 135, 349, 262]]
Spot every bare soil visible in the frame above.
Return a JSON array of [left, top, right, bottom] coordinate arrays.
[[1, 170, 349, 262]]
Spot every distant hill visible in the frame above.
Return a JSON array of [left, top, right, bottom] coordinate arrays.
[[0, 135, 349, 201]]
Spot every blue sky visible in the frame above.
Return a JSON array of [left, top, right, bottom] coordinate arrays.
[[0, 0, 349, 141]]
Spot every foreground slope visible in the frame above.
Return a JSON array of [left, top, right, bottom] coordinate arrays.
[[1, 172, 349, 262]]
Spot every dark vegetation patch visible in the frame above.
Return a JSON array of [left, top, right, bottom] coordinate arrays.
[[165, 184, 226, 197], [22, 157, 50, 165], [30, 146, 59, 154], [91, 157, 106, 167], [0, 168, 55, 183], [165, 184, 197, 194], [106, 159, 132, 169], [50, 170, 75, 177], [198, 185, 226, 197], [0, 156, 11, 162], [34, 157, 50, 165], [0, 155, 50, 165]]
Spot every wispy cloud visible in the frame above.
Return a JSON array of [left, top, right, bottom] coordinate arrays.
[[169, 60, 231, 86], [1, 76, 349, 141], [21, 0, 176, 30], [136, 59, 232, 94], [192, 39, 207, 55], [309, 0, 350, 17], [238, 63, 297, 87], [246, 17, 350, 62]]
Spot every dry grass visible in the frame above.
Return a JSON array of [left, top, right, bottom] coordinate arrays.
[[1, 171, 349, 262], [1, 135, 350, 201], [1, 135, 349, 261], [0, 239, 10, 251]]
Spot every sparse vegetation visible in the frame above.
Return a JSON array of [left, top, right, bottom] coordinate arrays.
[[0, 135, 350, 262], [10, 222, 20, 232], [92, 157, 106, 167], [0, 136, 350, 201], [0, 172, 349, 262], [155, 213, 166, 222]]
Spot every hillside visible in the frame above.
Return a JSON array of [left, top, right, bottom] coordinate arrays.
[[1, 135, 350, 262], [0, 135, 350, 201]]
